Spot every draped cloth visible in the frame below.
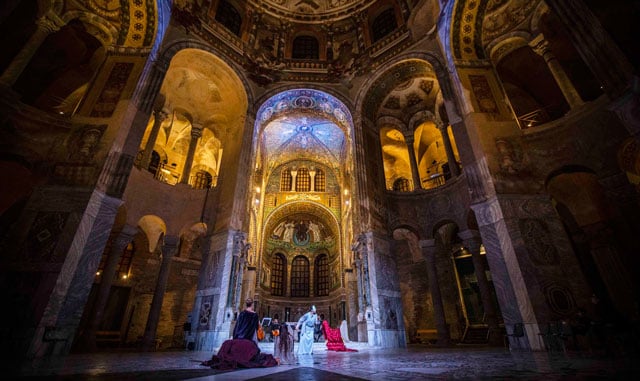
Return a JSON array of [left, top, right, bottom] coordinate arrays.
[[322, 320, 357, 352], [201, 339, 278, 370]]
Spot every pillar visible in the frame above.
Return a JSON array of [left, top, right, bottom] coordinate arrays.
[[140, 107, 169, 170], [85, 225, 138, 350], [459, 229, 500, 345], [420, 239, 451, 346], [290, 169, 298, 191], [529, 34, 584, 109], [438, 122, 459, 177], [0, 12, 63, 87], [309, 168, 316, 191], [180, 122, 203, 184], [402, 132, 422, 190], [141, 235, 178, 351]]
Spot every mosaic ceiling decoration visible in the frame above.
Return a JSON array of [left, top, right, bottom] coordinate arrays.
[[257, 89, 351, 177], [248, 0, 378, 22]]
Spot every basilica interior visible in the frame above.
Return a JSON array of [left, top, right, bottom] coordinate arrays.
[[1, 0, 639, 377]]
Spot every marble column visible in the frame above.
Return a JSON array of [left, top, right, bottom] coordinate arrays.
[[438, 122, 459, 177], [543, 0, 638, 139], [140, 108, 169, 170], [420, 239, 451, 346], [543, 0, 633, 99], [402, 132, 422, 190], [309, 168, 316, 191], [459, 229, 500, 345], [180, 123, 203, 184], [0, 12, 62, 87], [290, 169, 298, 191], [142, 235, 178, 351], [85, 225, 138, 350], [529, 34, 584, 109]]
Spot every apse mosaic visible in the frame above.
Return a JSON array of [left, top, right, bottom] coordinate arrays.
[[266, 215, 336, 253]]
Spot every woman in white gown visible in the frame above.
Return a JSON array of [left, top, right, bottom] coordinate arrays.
[[296, 305, 318, 355]]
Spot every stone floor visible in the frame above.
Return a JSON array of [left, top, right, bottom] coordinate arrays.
[[14, 342, 639, 380]]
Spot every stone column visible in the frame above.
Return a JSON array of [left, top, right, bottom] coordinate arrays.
[[402, 132, 422, 190], [459, 229, 500, 345], [420, 239, 451, 346], [438, 122, 460, 177], [140, 107, 169, 170], [142, 235, 178, 351], [543, 0, 638, 139], [309, 168, 316, 191], [543, 0, 633, 99], [529, 34, 584, 109], [290, 169, 298, 191], [0, 12, 63, 87], [85, 225, 138, 350], [180, 122, 203, 184]]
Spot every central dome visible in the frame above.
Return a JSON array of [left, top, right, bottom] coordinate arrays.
[[248, 0, 379, 23]]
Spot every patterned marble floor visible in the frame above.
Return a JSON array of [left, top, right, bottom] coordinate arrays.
[[14, 342, 639, 380]]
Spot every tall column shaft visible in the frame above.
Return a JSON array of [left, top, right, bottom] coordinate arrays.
[[403, 133, 422, 190], [439, 124, 459, 177], [459, 230, 500, 345], [420, 239, 451, 346], [85, 225, 138, 350], [142, 235, 178, 351], [140, 109, 168, 169], [0, 13, 62, 86], [529, 34, 584, 109], [181, 123, 203, 184]]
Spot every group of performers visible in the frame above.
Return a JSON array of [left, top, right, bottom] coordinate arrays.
[[202, 301, 356, 370]]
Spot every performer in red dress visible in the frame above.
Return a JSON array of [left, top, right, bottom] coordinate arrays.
[[321, 319, 357, 352]]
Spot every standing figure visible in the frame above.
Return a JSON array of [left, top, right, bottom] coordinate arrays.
[[233, 297, 260, 347], [274, 323, 296, 365], [296, 305, 318, 355]]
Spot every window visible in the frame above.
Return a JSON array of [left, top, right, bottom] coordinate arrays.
[[271, 253, 286, 296], [296, 167, 311, 192], [393, 177, 410, 192], [291, 255, 310, 297], [315, 254, 329, 296], [97, 241, 134, 280], [315, 168, 325, 192], [372, 8, 397, 42], [215, 0, 242, 36], [292, 36, 319, 59], [280, 168, 292, 191], [193, 171, 212, 189]]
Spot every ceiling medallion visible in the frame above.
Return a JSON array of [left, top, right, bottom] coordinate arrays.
[[293, 96, 315, 108]]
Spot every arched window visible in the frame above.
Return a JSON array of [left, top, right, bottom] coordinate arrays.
[[97, 241, 134, 280], [291, 255, 310, 297], [280, 168, 292, 191], [296, 167, 311, 192], [315, 254, 329, 296], [215, 0, 242, 36], [393, 177, 410, 192], [292, 36, 319, 59], [193, 171, 212, 189], [372, 8, 397, 42], [314, 169, 325, 192], [271, 253, 286, 296]]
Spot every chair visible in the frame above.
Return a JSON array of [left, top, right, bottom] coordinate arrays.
[[504, 322, 525, 350]]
